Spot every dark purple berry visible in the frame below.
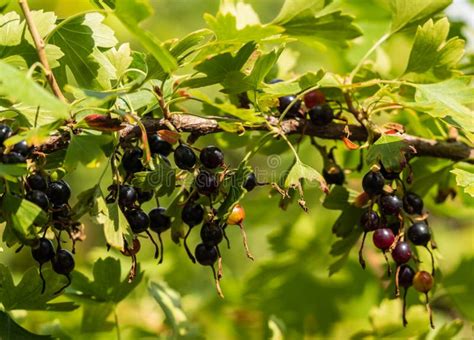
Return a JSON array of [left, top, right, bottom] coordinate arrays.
[[308, 104, 334, 126], [119, 186, 137, 207], [0, 124, 12, 145], [278, 95, 301, 117], [200, 146, 224, 169], [379, 194, 403, 216], [360, 210, 380, 232], [243, 172, 257, 191], [181, 202, 204, 227], [380, 163, 400, 180], [200, 222, 223, 247], [136, 188, 153, 204], [194, 243, 218, 266], [26, 190, 49, 211], [2, 152, 26, 164], [47, 180, 71, 206], [13, 140, 32, 156], [373, 228, 395, 250], [195, 170, 219, 196], [52, 249, 75, 275], [149, 135, 173, 156], [392, 242, 412, 264], [149, 207, 171, 233], [398, 264, 415, 288], [362, 171, 385, 196], [323, 164, 345, 185], [403, 192, 424, 215], [122, 148, 144, 173], [174, 145, 196, 170], [31, 238, 55, 264], [407, 222, 431, 246], [26, 173, 48, 191], [125, 208, 149, 233]]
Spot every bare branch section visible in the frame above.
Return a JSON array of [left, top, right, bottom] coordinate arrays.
[[113, 115, 474, 163], [19, 0, 66, 102]]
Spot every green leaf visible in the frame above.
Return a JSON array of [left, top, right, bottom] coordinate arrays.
[[444, 257, 474, 320], [0, 311, 53, 339], [451, 168, 474, 197], [148, 281, 196, 338], [0, 60, 69, 124], [104, 43, 133, 80], [64, 133, 113, 171], [131, 159, 176, 195], [413, 77, 474, 131], [48, 13, 118, 89], [262, 70, 325, 96], [273, 0, 327, 24], [71, 185, 102, 220], [389, 0, 452, 33], [80, 302, 115, 333], [403, 18, 464, 82], [328, 226, 362, 276], [433, 320, 464, 339], [323, 185, 359, 210], [4, 121, 64, 147], [0, 12, 23, 46], [366, 134, 407, 171], [70, 257, 143, 303], [0, 265, 78, 311], [0, 163, 27, 182], [410, 164, 452, 197], [217, 160, 251, 220]]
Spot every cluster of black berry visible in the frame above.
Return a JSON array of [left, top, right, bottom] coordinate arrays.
[[114, 133, 257, 294], [359, 166, 436, 328], [0, 124, 77, 294]]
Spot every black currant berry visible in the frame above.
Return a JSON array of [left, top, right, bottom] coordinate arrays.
[[0, 124, 12, 145], [13, 140, 31, 156], [174, 145, 197, 170], [323, 164, 345, 185], [31, 238, 55, 264], [380, 163, 400, 181], [2, 152, 26, 164], [200, 146, 224, 169], [360, 210, 380, 232], [149, 135, 173, 156], [195, 170, 219, 196], [362, 170, 385, 196], [200, 222, 224, 247], [195, 243, 218, 266], [403, 192, 424, 215], [119, 185, 137, 207], [181, 202, 204, 227], [308, 104, 334, 126], [379, 194, 403, 216], [125, 208, 150, 233], [243, 172, 257, 191], [26, 190, 50, 211], [26, 173, 48, 191], [392, 241, 412, 264], [407, 222, 431, 246], [47, 180, 71, 206], [149, 207, 171, 233], [122, 148, 144, 173], [398, 264, 415, 288], [372, 228, 395, 250], [52, 249, 75, 275], [278, 95, 301, 118], [136, 188, 154, 204]]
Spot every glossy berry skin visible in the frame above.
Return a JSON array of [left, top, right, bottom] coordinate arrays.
[[0, 124, 12, 145], [27, 173, 48, 191], [380, 163, 400, 181], [360, 210, 380, 232], [195, 170, 219, 196], [398, 264, 415, 288], [379, 194, 403, 216], [243, 172, 257, 191], [149, 135, 173, 156], [119, 186, 137, 207], [392, 242, 412, 264], [303, 89, 326, 109], [122, 148, 144, 173], [308, 104, 334, 126], [52, 249, 75, 275], [278, 95, 301, 118], [407, 222, 431, 246], [227, 204, 245, 225], [413, 271, 434, 293], [136, 188, 153, 204], [47, 180, 71, 206], [403, 192, 424, 215], [181, 203, 204, 227], [200, 222, 224, 247], [26, 190, 50, 211], [372, 228, 395, 250], [2, 152, 26, 164], [13, 140, 31, 156], [362, 171, 385, 196], [323, 164, 345, 185], [125, 208, 150, 233], [31, 238, 55, 264], [195, 243, 218, 266], [200, 146, 224, 169], [174, 145, 197, 170], [149, 207, 171, 233]]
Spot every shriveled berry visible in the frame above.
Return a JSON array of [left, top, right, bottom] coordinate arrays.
[[181, 202, 204, 227], [200, 146, 224, 169], [373, 228, 395, 250], [47, 180, 71, 206], [243, 172, 257, 191], [125, 208, 149, 233], [403, 192, 424, 215], [174, 145, 196, 170], [413, 271, 434, 293], [122, 148, 144, 173], [379, 194, 403, 216], [52, 249, 75, 275], [392, 241, 412, 264], [149, 135, 173, 156], [149, 207, 171, 233], [308, 104, 334, 126], [407, 222, 431, 246], [26, 190, 50, 211], [31, 238, 55, 264], [121, 238, 141, 256], [362, 171, 385, 196], [195, 170, 219, 196], [398, 264, 415, 288], [26, 173, 48, 191], [360, 210, 380, 232], [323, 164, 345, 185], [195, 243, 218, 266]]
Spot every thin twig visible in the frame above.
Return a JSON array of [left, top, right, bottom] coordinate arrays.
[[19, 0, 66, 102]]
